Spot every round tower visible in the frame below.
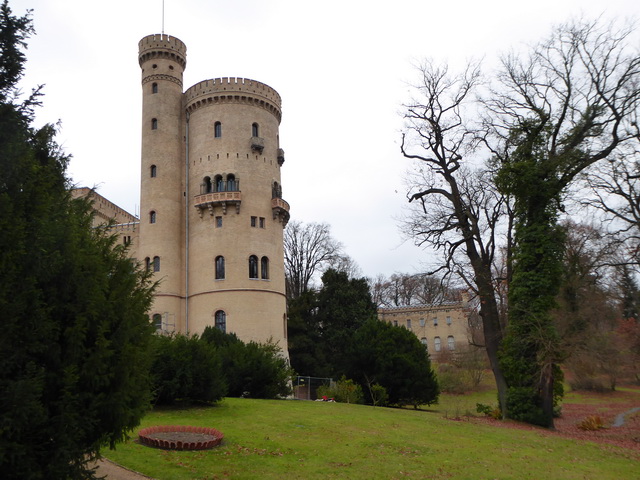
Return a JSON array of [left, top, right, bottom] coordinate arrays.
[[184, 77, 289, 350], [138, 34, 187, 332]]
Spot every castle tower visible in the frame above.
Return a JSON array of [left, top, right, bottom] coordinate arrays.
[[138, 34, 290, 353]]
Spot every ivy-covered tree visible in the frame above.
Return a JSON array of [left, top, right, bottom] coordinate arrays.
[[0, 3, 155, 478]]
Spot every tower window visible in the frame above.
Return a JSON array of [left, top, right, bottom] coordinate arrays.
[[216, 216, 222, 228], [203, 176, 212, 193], [152, 83, 158, 94], [145, 257, 150, 271], [261, 256, 269, 280], [152, 256, 160, 272], [227, 174, 237, 191], [249, 255, 258, 279], [152, 313, 162, 331], [215, 255, 225, 280], [214, 174, 224, 192], [215, 310, 226, 333], [214, 121, 222, 138], [252, 122, 259, 137], [151, 118, 158, 130], [150, 211, 156, 224], [150, 164, 157, 177]]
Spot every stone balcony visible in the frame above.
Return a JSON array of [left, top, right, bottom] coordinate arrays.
[[194, 191, 242, 216], [271, 197, 290, 226]]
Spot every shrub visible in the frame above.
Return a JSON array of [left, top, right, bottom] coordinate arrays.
[[317, 376, 364, 404], [476, 403, 502, 420], [577, 415, 605, 431]]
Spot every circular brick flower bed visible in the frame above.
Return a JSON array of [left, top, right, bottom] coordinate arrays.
[[138, 425, 224, 450]]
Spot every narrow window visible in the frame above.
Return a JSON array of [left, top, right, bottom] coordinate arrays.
[[227, 174, 236, 191], [153, 256, 160, 272], [446, 315, 452, 325], [150, 211, 156, 224], [150, 164, 157, 177], [249, 255, 258, 279], [434, 336, 441, 352], [151, 118, 158, 130], [215, 255, 225, 280], [203, 176, 212, 193], [214, 121, 222, 138], [215, 310, 226, 333], [251, 216, 257, 227], [252, 122, 259, 137], [433, 317, 438, 326], [145, 257, 150, 271], [259, 217, 265, 228], [216, 216, 222, 228], [407, 319, 412, 329], [152, 313, 162, 331], [261, 256, 269, 279], [152, 83, 158, 94], [448, 336, 455, 351], [214, 174, 224, 192]]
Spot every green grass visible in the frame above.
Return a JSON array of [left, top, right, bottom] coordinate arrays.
[[105, 392, 639, 480]]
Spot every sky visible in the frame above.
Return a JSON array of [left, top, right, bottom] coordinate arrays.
[[12, 0, 640, 279]]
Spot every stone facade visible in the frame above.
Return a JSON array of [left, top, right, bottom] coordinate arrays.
[[77, 34, 290, 354], [378, 300, 471, 356]]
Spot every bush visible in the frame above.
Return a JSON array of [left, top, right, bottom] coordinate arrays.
[[150, 333, 226, 405], [317, 376, 364, 404], [577, 415, 605, 431], [202, 327, 293, 399], [437, 363, 468, 394]]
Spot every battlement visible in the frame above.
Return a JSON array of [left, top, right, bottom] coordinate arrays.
[[184, 77, 282, 121], [138, 34, 187, 69]]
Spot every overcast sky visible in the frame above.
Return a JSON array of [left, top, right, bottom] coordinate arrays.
[[12, 0, 640, 279]]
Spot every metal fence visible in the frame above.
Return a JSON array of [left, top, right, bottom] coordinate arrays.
[[292, 376, 334, 400]]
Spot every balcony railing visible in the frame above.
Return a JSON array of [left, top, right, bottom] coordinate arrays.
[[271, 197, 290, 226], [194, 191, 242, 216]]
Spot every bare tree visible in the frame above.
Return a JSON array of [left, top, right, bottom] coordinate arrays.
[[401, 60, 511, 415], [284, 220, 344, 299]]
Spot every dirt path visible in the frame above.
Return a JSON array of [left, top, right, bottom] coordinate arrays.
[[91, 458, 156, 480]]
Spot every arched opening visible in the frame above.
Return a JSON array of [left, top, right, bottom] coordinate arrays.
[[215, 310, 226, 333], [152, 83, 158, 94], [214, 174, 224, 192], [152, 313, 162, 331], [215, 255, 225, 280], [252, 122, 259, 137], [152, 256, 160, 272], [447, 335, 455, 351], [150, 211, 156, 224], [150, 164, 157, 177], [434, 336, 441, 352], [203, 176, 212, 193], [261, 256, 269, 279], [226, 174, 237, 191], [214, 121, 222, 138], [151, 118, 158, 130]]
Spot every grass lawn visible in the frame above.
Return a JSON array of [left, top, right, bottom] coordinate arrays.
[[105, 391, 639, 480]]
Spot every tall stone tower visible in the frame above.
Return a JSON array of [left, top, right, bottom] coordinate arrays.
[[138, 34, 289, 352]]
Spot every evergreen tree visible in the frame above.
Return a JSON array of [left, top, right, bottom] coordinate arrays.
[[0, 3, 155, 478]]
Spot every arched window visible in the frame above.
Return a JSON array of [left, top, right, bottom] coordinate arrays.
[[261, 256, 269, 279], [150, 211, 156, 224], [152, 256, 160, 272], [227, 174, 237, 191], [249, 255, 258, 279], [150, 164, 157, 177], [214, 174, 224, 192], [152, 313, 162, 331], [214, 121, 222, 138], [151, 118, 158, 130], [252, 122, 259, 137], [434, 336, 441, 352], [152, 83, 158, 94], [447, 335, 455, 351], [272, 181, 282, 199], [215, 256, 225, 280], [203, 176, 212, 193], [145, 257, 150, 271], [215, 310, 226, 333]]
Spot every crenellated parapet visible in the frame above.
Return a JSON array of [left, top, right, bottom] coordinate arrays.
[[138, 34, 187, 69], [184, 77, 282, 123]]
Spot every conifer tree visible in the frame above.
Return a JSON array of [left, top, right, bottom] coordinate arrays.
[[0, 2, 155, 478]]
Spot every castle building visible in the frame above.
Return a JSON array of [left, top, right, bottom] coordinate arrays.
[[78, 33, 290, 353]]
